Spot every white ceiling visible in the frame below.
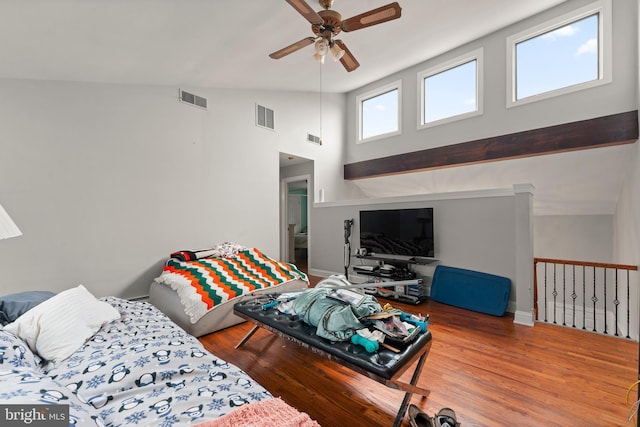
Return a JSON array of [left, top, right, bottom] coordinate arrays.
[[0, 0, 568, 93], [1, 0, 635, 216]]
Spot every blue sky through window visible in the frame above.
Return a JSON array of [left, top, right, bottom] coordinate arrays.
[[516, 14, 598, 100], [361, 88, 398, 140], [424, 60, 477, 124], [359, 8, 601, 140]]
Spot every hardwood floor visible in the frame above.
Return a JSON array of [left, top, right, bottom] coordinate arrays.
[[199, 275, 638, 426]]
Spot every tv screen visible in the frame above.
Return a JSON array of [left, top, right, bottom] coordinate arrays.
[[359, 208, 434, 258]]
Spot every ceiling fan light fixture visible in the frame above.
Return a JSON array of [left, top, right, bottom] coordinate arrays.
[[314, 39, 329, 54], [329, 42, 344, 61], [313, 38, 329, 63], [272, 0, 402, 72]]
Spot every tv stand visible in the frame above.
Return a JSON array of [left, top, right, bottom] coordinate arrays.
[[352, 254, 438, 304], [361, 253, 438, 265]]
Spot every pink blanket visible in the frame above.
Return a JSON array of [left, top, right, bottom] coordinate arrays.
[[195, 397, 321, 427]]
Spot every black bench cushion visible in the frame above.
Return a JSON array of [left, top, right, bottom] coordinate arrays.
[[234, 297, 432, 380]]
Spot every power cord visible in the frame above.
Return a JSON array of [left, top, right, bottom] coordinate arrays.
[[626, 380, 640, 424]]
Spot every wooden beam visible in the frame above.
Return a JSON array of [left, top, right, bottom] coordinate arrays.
[[344, 110, 639, 180]]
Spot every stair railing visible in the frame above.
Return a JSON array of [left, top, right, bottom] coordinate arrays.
[[534, 258, 638, 339]]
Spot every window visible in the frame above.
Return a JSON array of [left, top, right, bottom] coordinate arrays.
[[418, 48, 483, 129], [507, 0, 611, 107], [356, 80, 401, 143]]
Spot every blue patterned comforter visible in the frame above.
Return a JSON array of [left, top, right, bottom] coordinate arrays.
[[0, 297, 272, 426]]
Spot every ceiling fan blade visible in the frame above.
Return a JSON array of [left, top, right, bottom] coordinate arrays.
[[340, 2, 402, 32], [285, 0, 323, 25], [334, 40, 359, 72], [269, 37, 316, 59]]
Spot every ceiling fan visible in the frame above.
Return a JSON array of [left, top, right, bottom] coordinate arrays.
[[269, 0, 402, 72]]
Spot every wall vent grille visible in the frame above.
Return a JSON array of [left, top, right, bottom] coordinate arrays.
[[307, 133, 322, 145], [256, 104, 275, 130], [179, 89, 207, 109]]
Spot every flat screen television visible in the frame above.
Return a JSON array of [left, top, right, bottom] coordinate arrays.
[[359, 207, 434, 258]]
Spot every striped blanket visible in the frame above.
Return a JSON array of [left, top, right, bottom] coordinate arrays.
[[155, 248, 308, 323]]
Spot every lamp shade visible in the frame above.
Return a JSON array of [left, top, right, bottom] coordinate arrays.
[[330, 43, 344, 61], [313, 38, 329, 63], [0, 203, 22, 240]]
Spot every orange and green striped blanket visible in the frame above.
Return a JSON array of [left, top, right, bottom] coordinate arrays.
[[155, 248, 308, 323]]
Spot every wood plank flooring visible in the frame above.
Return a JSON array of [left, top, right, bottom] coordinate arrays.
[[199, 276, 638, 426]]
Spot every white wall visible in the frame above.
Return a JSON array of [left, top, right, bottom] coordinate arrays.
[[310, 190, 523, 312], [0, 79, 345, 298], [333, 0, 638, 254], [535, 215, 614, 262], [342, 0, 637, 167], [306, 0, 638, 324], [309, 0, 638, 287]]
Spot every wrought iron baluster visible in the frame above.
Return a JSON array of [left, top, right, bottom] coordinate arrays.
[[582, 265, 586, 330], [543, 262, 548, 322], [603, 267, 608, 335], [571, 264, 577, 328], [626, 269, 631, 339], [552, 263, 558, 324], [591, 267, 597, 333], [613, 268, 619, 337], [562, 264, 566, 326]]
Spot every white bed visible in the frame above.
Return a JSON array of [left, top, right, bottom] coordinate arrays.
[[149, 246, 309, 337], [150, 277, 308, 337], [0, 289, 319, 426]]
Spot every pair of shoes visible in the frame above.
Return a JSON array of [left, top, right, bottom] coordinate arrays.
[[434, 408, 460, 427], [407, 404, 434, 427]]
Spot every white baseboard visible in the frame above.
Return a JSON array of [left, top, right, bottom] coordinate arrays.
[[540, 302, 617, 333], [514, 310, 535, 326]]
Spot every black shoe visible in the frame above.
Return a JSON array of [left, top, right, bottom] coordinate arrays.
[[435, 407, 460, 427], [408, 404, 434, 427]]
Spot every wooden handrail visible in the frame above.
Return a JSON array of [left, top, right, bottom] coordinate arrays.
[[534, 257, 638, 271]]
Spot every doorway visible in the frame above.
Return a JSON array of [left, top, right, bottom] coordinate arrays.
[[287, 179, 308, 270], [280, 155, 313, 274]]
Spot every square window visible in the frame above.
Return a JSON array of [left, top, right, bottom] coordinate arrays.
[[357, 81, 401, 143], [507, 0, 611, 107], [418, 48, 483, 129]]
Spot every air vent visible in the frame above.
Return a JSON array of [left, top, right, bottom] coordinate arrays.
[[307, 133, 322, 145], [256, 104, 275, 130], [179, 89, 207, 109]]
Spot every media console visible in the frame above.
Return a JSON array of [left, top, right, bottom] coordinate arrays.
[[352, 254, 438, 304]]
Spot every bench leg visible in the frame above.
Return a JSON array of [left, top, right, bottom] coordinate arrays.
[[393, 351, 428, 427], [235, 324, 260, 349]]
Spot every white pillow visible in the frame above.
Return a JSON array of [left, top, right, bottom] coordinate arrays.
[[4, 285, 120, 364]]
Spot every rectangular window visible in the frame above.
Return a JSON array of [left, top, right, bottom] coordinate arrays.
[[507, 0, 611, 107], [356, 80, 401, 143], [418, 48, 483, 129]]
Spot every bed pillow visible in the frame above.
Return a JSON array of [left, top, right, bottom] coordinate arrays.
[[0, 291, 56, 326], [4, 285, 121, 364]]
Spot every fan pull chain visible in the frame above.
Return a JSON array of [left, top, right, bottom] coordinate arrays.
[[319, 61, 323, 145]]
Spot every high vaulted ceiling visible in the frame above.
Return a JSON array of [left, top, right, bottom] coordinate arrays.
[[0, 0, 568, 93], [2, 0, 636, 216]]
